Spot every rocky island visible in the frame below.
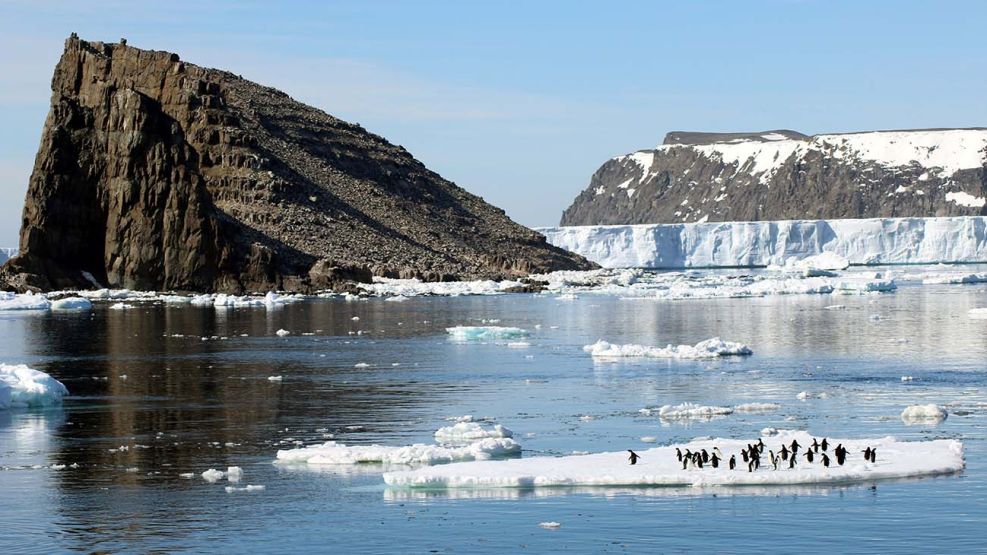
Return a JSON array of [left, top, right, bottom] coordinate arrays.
[[1, 35, 593, 293], [561, 129, 987, 226]]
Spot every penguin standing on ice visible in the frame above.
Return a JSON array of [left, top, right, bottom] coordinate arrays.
[[695, 453, 704, 469], [729, 455, 736, 470], [812, 438, 820, 453], [714, 447, 723, 460], [628, 450, 641, 465], [788, 452, 797, 469], [758, 438, 766, 452], [711, 453, 720, 468], [821, 453, 831, 467], [780, 445, 789, 461], [863, 447, 872, 462], [676, 448, 683, 462], [701, 449, 710, 464], [742, 449, 749, 463], [769, 450, 779, 470], [682, 455, 690, 470], [835, 445, 847, 466], [805, 449, 814, 463], [821, 438, 829, 451], [869, 448, 877, 463], [790, 439, 800, 456]]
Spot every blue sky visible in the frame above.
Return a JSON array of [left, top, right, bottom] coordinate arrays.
[[1, 1, 986, 245]]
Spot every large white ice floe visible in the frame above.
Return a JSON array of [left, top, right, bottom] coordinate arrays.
[[0, 292, 51, 311], [538, 216, 987, 269], [50, 297, 93, 311], [901, 404, 948, 424], [654, 403, 734, 419], [275, 438, 521, 466], [383, 430, 964, 490], [446, 326, 530, 341], [434, 422, 514, 444], [584, 338, 752, 359], [360, 277, 524, 297], [0, 364, 69, 410], [192, 291, 302, 308]]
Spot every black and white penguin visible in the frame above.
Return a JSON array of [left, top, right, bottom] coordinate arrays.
[[788, 453, 797, 469], [863, 447, 872, 462], [676, 448, 683, 462], [790, 439, 800, 454], [682, 456, 689, 470], [748, 459, 755, 473], [714, 447, 723, 459], [821, 438, 829, 451], [729, 455, 736, 470], [701, 449, 710, 464], [780, 445, 789, 461], [742, 449, 749, 463], [758, 438, 766, 451], [821, 453, 830, 467], [835, 445, 847, 466], [769, 450, 778, 470], [711, 453, 720, 468], [811, 438, 820, 453], [805, 450, 814, 463], [695, 453, 704, 469], [869, 448, 877, 463], [628, 450, 640, 465]]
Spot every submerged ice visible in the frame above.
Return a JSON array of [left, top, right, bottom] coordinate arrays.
[[446, 326, 530, 341]]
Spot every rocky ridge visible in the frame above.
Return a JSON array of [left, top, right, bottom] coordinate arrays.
[[1, 36, 593, 293], [561, 129, 987, 226]]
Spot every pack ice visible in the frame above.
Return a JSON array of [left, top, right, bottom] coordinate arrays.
[[539, 216, 987, 269], [383, 430, 964, 490], [0, 364, 69, 410]]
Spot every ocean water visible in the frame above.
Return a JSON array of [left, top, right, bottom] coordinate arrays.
[[1, 273, 986, 553]]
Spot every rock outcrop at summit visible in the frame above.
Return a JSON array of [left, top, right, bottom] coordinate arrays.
[[561, 129, 987, 226], [1, 36, 593, 293]]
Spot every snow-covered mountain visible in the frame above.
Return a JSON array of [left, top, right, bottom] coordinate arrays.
[[560, 129, 987, 225]]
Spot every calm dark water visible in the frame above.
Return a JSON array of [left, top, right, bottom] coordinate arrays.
[[1, 278, 986, 553]]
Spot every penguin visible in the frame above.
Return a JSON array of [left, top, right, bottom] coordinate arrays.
[[821, 453, 830, 467], [869, 448, 877, 463], [780, 445, 789, 461], [748, 460, 754, 473], [863, 447, 872, 462], [821, 438, 829, 451], [729, 455, 736, 470], [676, 448, 683, 462], [753, 452, 761, 470], [758, 438, 766, 451], [628, 450, 641, 465], [711, 453, 720, 468], [790, 439, 800, 454], [714, 447, 723, 459], [701, 449, 709, 464], [741, 449, 749, 463], [805, 450, 814, 463], [788, 453, 797, 469], [769, 450, 778, 470], [682, 456, 689, 470], [811, 438, 820, 453], [835, 446, 847, 466]]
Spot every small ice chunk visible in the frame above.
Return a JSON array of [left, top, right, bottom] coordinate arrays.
[[1, 364, 70, 410], [227, 466, 243, 483], [201, 468, 225, 482], [267, 376, 283, 382], [446, 326, 530, 340], [275, 329, 290, 337], [179, 472, 195, 479], [657, 403, 734, 419], [51, 297, 93, 311], [901, 404, 948, 425], [539, 522, 561, 529], [733, 403, 781, 412], [584, 338, 752, 359], [761, 427, 779, 436], [354, 363, 370, 368], [640, 436, 657, 443]]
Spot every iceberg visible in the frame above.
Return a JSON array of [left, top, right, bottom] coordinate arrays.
[[275, 438, 521, 466], [50, 297, 93, 311], [539, 216, 987, 269], [383, 431, 964, 490], [0, 364, 69, 410], [584, 338, 752, 359], [0, 292, 51, 311]]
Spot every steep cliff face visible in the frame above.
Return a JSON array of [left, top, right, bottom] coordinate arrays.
[[2, 36, 593, 293], [561, 129, 987, 226]]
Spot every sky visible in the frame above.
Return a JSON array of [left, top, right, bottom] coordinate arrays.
[[1, 0, 986, 246]]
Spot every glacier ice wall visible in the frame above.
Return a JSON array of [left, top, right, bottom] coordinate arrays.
[[538, 216, 987, 269]]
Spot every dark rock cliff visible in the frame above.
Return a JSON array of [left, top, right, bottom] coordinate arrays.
[[1, 36, 594, 293], [561, 129, 987, 226]]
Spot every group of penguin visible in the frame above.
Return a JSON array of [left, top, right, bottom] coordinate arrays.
[[626, 437, 880, 470]]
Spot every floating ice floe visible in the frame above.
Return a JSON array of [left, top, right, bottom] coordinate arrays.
[[539, 522, 561, 529], [0, 364, 69, 410], [0, 292, 51, 311], [383, 431, 964, 490], [225, 485, 265, 493], [901, 404, 948, 425], [584, 338, 752, 359], [797, 391, 828, 400], [360, 277, 524, 297], [275, 329, 291, 337], [733, 403, 782, 412], [446, 326, 530, 341], [50, 297, 93, 311], [275, 438, 521, 466], [434, 422, 514, 444], [654, 403, 734, 419], [108, 302, 136, 310]]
